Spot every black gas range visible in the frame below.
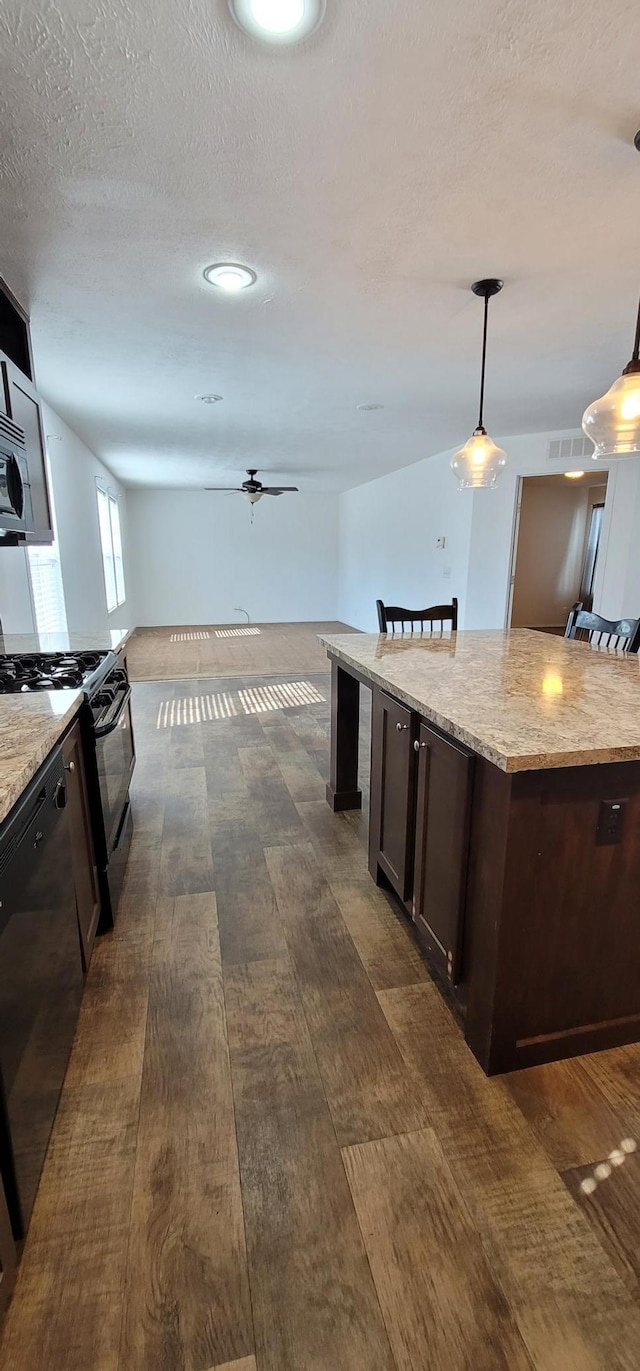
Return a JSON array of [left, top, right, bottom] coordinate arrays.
[[0, 648, 135, 929]]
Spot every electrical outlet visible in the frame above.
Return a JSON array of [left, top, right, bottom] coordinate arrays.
[[596, 799, 627, 845], [442, 566, 452, 579]]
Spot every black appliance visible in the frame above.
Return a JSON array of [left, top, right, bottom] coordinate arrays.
[[0, 413, 31, 541], [0, 745, 84, 1238], [0, 647, 135, 929]]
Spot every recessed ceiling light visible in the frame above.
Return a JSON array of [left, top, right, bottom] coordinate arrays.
[[195, 393, 223, 404], [564, 470, 585, 479], [229, 0, 325, 43], [203, 263, 257, 291], [357, 403, 384, 411]]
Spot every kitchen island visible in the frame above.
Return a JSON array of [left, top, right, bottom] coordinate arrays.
[[319, 628, 640, 1073]]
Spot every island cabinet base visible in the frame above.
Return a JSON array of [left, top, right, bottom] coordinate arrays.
[[365, 680, 640, 1073], [464, 756, 640, 1073]]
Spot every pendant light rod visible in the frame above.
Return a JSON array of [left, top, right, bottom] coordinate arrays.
[[471, 278, 503, 431], [624, 290, 640, 374]]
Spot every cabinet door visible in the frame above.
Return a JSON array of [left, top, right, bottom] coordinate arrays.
[[369, 689, 417, 900], [0, 1176, 16, 1319], [62, 721, 100, 969], [413, 722, 474, 983], [1, 358, 53, 543]]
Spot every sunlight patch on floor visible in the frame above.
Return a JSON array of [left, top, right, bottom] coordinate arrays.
[[215, 626, 262, 638], [155, 679, 325, 728], [169, 631, 211, 641]]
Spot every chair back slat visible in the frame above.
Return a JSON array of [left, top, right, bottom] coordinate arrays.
[[376, 598, 458, 634], [564, 602, 640, 653]]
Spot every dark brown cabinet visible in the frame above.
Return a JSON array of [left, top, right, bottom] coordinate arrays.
[[369, 689, 417, 900], [0, 1177, 16, 1321], [62, 721, 100, 969], [412, 723, 474, 984], [1, 356, 53, 544], [369, 694, 475, 984]]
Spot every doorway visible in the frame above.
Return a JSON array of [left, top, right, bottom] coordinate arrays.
[[508, 471, 608, 632]]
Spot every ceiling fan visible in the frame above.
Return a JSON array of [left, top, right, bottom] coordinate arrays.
[[205, 468, 299, 504]]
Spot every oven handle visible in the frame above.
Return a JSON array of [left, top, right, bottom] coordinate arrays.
[[94, 684, 132, 738]]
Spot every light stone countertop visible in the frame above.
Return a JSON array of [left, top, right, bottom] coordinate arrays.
[[0, 691, 83, 826], [0, 626, 133, 656], [318, 628, 640, 772]]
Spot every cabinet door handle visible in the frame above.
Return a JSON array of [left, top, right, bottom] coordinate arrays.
[[396, 721, 409, 732], [65, 761, 76, 773], [413, 739, 427, 751]]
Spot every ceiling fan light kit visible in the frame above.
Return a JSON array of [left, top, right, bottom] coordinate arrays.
[[205, 469, 299, 517], [451, 278, 508, 490], [582, 290, 640, 459]]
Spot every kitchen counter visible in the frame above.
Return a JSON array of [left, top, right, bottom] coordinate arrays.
[[318, 627, 640, 771], [0, 691, 83, 825], [320, 626, 640, 1073], [0, 627, 133, 656]]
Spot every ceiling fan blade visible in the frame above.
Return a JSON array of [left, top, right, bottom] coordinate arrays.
[[204, 487, 241, 492], [261, 487, 299, 495]]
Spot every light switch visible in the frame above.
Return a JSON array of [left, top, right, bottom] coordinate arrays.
[[436, 536, 446, 550]]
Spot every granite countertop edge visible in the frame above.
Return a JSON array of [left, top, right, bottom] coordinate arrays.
[[317, 633, 640, 773], [0, 693, 83, 828]]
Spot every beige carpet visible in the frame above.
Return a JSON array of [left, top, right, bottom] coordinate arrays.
[[126, 621, 358, 681]]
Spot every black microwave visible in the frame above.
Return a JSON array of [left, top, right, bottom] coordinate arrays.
[[0, 413, 31, 540]]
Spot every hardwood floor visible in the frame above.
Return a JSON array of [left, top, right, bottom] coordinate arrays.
[[126, 620, 358, 681], [1, 664, 640, 1368]]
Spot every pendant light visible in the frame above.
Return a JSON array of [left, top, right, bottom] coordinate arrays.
[[451, 278, 507, 489], [582, 291, 640, 458]]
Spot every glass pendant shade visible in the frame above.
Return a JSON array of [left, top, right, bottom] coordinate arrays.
[[451, 427, 507, 489], [243, 490, 263, 503], [451, 278, 507, 490], [583, 290, 640, 459], [582, 366, 640, 458]]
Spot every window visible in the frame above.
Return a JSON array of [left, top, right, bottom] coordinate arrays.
[[97, 486, 126, 612], [28, 543, 67, 634], [27, 448, 67, 635]]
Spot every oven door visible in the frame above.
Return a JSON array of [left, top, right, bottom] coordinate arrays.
[[94, 681, 135, 856]]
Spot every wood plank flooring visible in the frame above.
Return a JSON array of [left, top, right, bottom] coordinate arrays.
[[126, 620, 358, 681], [1, 664, 640, 1369]]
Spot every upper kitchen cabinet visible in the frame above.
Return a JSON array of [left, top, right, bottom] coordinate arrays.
[[0, 277, 34, 383], [1, 360, 53, 543]]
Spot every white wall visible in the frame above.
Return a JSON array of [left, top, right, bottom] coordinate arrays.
[[43, 405, 133, 634], [338, 429, 640, 632], [128, 488, 339, 626], [338, 448, 474, 632], [0, 406, 133, 636]]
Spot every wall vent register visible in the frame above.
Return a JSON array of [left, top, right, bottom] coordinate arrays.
[[548, 435, 593, 463]]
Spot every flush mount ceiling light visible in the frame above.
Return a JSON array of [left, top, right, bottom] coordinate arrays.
[[564, 470, 585, 479], [582, 290, 640, 459], [451, 279, 507, 490], [230, 0, 325, 43], [195, 393, 223, 403], [203, 263, 257, 292]]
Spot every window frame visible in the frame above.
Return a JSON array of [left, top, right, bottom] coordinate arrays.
[[96, 482, 126, 613]]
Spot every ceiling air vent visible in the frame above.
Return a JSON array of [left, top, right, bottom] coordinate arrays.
[[548, 435, 593, 463]]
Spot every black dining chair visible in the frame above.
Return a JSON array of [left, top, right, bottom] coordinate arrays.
[[376, 598, 458, 633], [564, 602, 640, 653]]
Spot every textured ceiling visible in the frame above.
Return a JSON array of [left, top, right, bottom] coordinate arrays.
[[1, 0, 639, 491]]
